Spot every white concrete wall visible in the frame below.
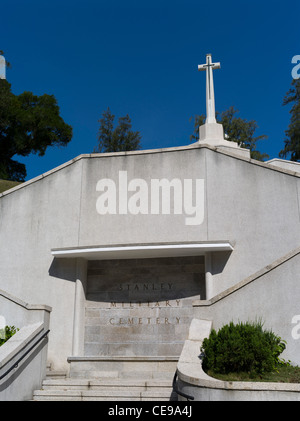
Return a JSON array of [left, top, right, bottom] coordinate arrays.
[[193, 248, 300, 365], [0, 323, 49, 401], [0, 290, 51, 400], [0, 159, 82, 369], [205, 149, 300, 296], [0, 144, 299, 369]]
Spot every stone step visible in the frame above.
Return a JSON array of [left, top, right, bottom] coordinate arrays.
[[68, 356, 178, 380], [70, 370, 175, 381], [33, 388, 175, 401], [42, 378, 173, 391], [46, 370, 67, 379], [46, 361, 68, 379], [33, 356, 178, 401]]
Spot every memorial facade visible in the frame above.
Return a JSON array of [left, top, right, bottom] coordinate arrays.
[[1, 55, 300, 375], [1, 142, 300, 372], [84, 256, 205, 356]]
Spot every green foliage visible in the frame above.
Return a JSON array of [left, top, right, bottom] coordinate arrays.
[[0, 179, 22, 193], [190, 106, 269, 161], [201, 321, 286, 376], [94, 107, 141, 153], [0, 79, 73, 181], [279, 79, 300, 161], [0, 326, 19, 346]]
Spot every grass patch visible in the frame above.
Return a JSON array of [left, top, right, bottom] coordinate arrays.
[[206, 364, 300, 383], [0, 179, 22, 193]]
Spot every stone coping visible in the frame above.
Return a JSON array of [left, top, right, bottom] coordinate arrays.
[[177, 319, 300, 396], [0, 288, 52, 313], [52, 239, 233, 251], [0, 322, 44, 369], [52, 241, 234, 260], [1, 143, 299, 199]]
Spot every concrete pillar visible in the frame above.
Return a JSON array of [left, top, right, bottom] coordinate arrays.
[[72, 258, 87, 356], [205, 253, 213, 300]]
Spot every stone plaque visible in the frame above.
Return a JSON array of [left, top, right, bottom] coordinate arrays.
[[84, 256, 205, 356]]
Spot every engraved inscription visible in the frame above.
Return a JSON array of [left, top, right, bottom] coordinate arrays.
[[84, 256, 205, 356], [118, 282, 173, 291], [110, 299, 181, 308], [109, 317, 180, 325]]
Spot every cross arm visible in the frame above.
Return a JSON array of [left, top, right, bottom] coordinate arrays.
[[198, 62, 221, 71]]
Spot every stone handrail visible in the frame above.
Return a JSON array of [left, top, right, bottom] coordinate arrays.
[[0, 288, 51, 400]]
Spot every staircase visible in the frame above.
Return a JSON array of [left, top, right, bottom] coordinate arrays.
[[32, 357, 178, 401]]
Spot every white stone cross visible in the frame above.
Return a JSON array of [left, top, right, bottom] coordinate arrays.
[[198, 54, 220, 124]]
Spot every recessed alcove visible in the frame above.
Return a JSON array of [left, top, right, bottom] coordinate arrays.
[[84, 256, 205, 356]]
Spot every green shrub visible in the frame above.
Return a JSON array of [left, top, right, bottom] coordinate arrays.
[[201, 321, 286, 375], [0, 326, 19, 346]]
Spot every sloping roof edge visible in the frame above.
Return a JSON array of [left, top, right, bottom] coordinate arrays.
[[1, 143, 299, 198]]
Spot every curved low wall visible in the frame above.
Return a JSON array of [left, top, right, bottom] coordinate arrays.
[[176, 319, 300, 401]]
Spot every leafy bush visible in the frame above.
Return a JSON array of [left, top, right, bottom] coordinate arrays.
[[201, 321, 286, 375], [0, 326, 19, 346]]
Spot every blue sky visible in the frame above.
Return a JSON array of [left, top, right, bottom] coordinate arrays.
[[1, 0, 299, 181]]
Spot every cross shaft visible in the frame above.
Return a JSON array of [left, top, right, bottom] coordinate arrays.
[[198, 54, 220, 124]]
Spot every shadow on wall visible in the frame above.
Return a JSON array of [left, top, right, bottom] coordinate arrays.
[[48, 252, 233, 301], [48, 258, 78, 283], [86, 256, 206, 303], [211, 251, 232, 276]]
